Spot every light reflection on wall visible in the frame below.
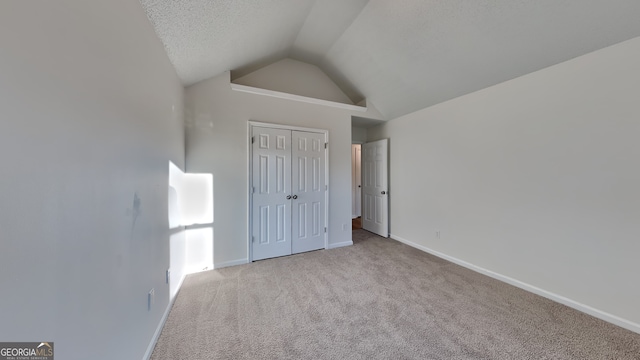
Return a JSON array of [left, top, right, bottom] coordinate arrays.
[[168, 161, 214, 295], [181, 174, 213, 226], [185, 227, 214, 274]]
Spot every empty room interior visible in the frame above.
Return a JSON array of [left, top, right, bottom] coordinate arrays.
[[2, 1, 640, 359]]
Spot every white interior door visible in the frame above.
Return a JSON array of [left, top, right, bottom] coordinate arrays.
[[291, 131, 326, 254], [352, 144, 362, 218], [362, 139, 388, 237], [251, 127, 292, 261], [251, 125, 327, 261]]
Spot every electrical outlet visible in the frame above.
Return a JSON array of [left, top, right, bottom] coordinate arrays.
[[148, 288, 155, 311], [343, 223, 349, 231], [436, 231, 441, 239]]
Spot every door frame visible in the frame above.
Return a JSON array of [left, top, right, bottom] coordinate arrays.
[[247, 121, 329, 262]]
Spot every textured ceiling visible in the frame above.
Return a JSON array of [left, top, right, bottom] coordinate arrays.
[[140, 0, 640, 120]]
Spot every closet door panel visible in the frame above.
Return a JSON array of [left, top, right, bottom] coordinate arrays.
[[251, 127, 292, 261], [291, 131, 326, 254]]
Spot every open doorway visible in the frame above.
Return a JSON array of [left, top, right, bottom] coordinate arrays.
[[351, 138, 390, 237], [351, 117, 388, 234]]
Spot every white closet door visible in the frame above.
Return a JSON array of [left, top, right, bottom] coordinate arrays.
[[291, 131, 326, 254], [251, 127, 292, 261]]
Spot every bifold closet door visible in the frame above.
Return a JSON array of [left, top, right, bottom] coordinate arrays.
[[251, 127, 326, 261]]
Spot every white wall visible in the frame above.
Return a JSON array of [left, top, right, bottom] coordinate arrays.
[[368, 36, 640, 332], [351, 126, 368, 143], [0, 1, 185, 359], [185, 71, 382, 266], [168, 164, 215, 296], [233, 58, 354, 104]]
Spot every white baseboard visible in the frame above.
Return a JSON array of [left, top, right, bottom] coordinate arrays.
[[214, 258, 248, 269], [390, 233, 640, 335], [328, 241, 353, 249], [143, 273, 185, 360]]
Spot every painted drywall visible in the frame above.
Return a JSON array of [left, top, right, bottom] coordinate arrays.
[[352, 126, 367, 143], [233, 58, 354, 105], [185, 70, 382, 266], [169, 230, 186, 300], [168, 163, 186, 301], [168, 164, 215, 296], [368, 36, 640, 331], [0, 1, 184, 360]]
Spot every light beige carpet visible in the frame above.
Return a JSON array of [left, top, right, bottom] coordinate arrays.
[[151, 230, 640, 359]]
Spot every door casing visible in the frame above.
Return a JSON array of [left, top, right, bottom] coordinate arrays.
[[248, 121, 329, 262]]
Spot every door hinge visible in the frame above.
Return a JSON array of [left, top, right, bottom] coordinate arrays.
[[324, 142, 328, 149], [252, 236, 256, 243], [252, 187, 255, 193], [251, 136, 255, 144], [325, 185, 328, 191], [324, 227, 327, 233]]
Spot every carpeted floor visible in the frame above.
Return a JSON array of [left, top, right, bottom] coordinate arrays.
[[151, 230, 640, 359]]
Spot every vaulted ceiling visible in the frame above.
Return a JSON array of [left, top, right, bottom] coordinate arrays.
[[140, 0, 640, 119]]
